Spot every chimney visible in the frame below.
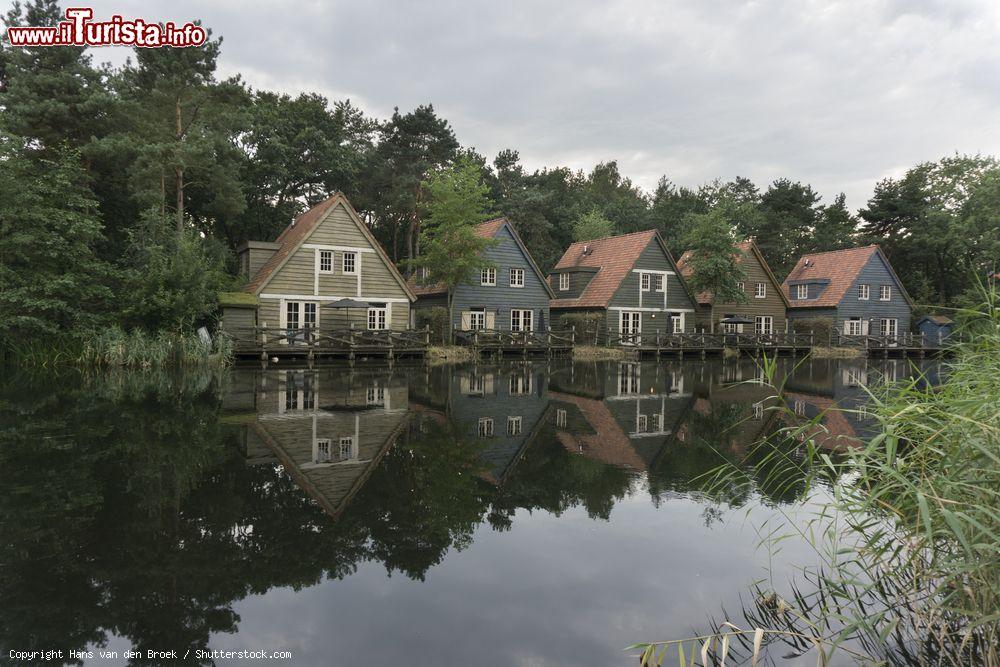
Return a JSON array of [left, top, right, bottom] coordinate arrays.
[[582, 244, 592, 256]]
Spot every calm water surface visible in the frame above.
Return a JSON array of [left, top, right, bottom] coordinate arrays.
[[0, 357, 943, 666]]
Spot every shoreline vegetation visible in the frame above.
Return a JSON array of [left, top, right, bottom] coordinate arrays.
[[3, 327, 233, 369], [632, 295, 999, 666]]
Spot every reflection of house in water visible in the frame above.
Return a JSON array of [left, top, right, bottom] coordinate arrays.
[[408, 364, 553, 485], [783, 358, 944, 449], [676, 359, 785, 457], [549, 362, 694, 471], [227, 368, 410, 518]]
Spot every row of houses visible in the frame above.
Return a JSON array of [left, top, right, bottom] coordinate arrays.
[[224, 192, 939, 344]]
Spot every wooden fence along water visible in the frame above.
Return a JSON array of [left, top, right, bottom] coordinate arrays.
[[227, 325, 955, 363]]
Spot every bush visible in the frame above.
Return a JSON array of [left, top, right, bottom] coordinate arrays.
[[414, 306, 450, 345], [558, 312, 605, 345], [790, 316, 835, 341]]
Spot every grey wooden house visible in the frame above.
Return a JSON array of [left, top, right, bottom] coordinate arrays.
[[781, 245, 913, 337], [676, 240, 790, 334], [548, 230, 698, 341], [410, 218, 554, 333]]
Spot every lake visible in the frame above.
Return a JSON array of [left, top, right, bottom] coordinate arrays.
[[0, 357, 944, 666]]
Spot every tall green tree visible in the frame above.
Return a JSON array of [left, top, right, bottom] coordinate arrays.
[[648, 177, 710, 250], [811, 192, 857, 252], [0, 139, 113, 342], [410, 158, 495, 340], [120, 29, 246, 235], [363, 105, 459, 263], [235, 93, 375, 245], [681, 208, 747, 332], [861, 156, 1000, 306], [745, 179, 821, 277], [572, 208, 615, 241], [0, 0, 114, 157]]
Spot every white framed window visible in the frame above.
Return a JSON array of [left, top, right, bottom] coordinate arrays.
[[880, 285, 891, 301], [304, 302, 317, 329], [858, 284, 870, 300], [342, 251, 357, 275], [468, 310, 486, 331], [339, 437, 355, 460], [558, 273, 570, 291], [556, 409, 567, 427], [315, 438, 332, 463], [510, 309, 533, 332], [637, 414, 648, 432], [737, 281, 745, 292], [368, 306, 387, 330], [481, 267, 496, 286], [794, 400, 806, 417], [796, 284, 808, 300], [844, 318, 863, 335], [755, 282, 766, 298], [752, 401, 764, 420], [844, 368, 867, 387], [653, 413, 664, 432], [754, 315, 773, 334], [653, 274, 664, 291], [366, 386, 385, 405], [509, 268, 524, 287], [670, 314, 684, 333], [857, 405, 869, 421], [507, 416, 522, 436], [319, 250, 333, 273], [618, 363, 640, 395], [880, 318, 897, 337], [640, 273, 651, 291], [509, 374, 533, 395], [478, 417, 494, 437]]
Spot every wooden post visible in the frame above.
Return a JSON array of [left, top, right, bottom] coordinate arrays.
[[424, 325, 431, 348]]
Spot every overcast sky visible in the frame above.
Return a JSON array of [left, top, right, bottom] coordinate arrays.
[[85, 0, 1000, 209]]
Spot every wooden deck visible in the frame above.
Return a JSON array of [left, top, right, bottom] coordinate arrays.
[[600, 332, 954, 358]]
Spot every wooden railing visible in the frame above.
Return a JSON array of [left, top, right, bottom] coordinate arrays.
[[604, 332, 814, 349], [227, 326, 431, 352], [833, 332, 954, 349], [454, 328, 575, 350]]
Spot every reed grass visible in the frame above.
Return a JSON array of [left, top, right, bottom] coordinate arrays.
[[633, 288, 1000, 666], [5, 326, 233, 368]]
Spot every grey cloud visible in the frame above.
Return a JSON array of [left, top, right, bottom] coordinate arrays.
[[89, 0, 1000, 209]]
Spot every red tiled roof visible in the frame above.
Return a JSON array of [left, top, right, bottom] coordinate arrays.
[[781, 245, 880, 308], [784, 392, 861, 450], [549, 230, 659, 309], [549, 392, 648, 471]]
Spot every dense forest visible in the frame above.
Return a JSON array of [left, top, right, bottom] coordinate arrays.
[[1, 0, 998, 347]]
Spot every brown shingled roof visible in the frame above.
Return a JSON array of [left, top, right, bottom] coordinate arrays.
[[550, 230, 669, 309], [242, 192, 415, 301], [781, 245, 883, 308]]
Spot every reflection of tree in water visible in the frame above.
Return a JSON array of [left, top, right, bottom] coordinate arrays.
[[0, 374, 494, 663], [486, 421, 639, 529]]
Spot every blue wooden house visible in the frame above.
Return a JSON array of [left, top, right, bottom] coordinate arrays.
[[781, 245, 913, 337], [915, 315, 955, 345], [410, 218, 554, 332]]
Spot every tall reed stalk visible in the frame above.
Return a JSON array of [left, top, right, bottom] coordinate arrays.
[[633, 290, 1000, 666]]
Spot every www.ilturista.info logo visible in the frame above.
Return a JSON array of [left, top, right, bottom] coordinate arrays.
[[6, 7, 207, 48]]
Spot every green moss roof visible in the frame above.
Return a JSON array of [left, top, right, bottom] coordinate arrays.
[[218, 291, 259, 308]]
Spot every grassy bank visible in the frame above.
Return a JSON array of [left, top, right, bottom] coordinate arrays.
[[634, 297, 1000, 665], [573, 345, 627, 361], [808, 345, 865, 358], [426, 345, 476, 364], [4, 327, 233, 369]]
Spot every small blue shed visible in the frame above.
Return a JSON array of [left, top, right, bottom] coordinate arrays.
[[915, 315, 954, 345]]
